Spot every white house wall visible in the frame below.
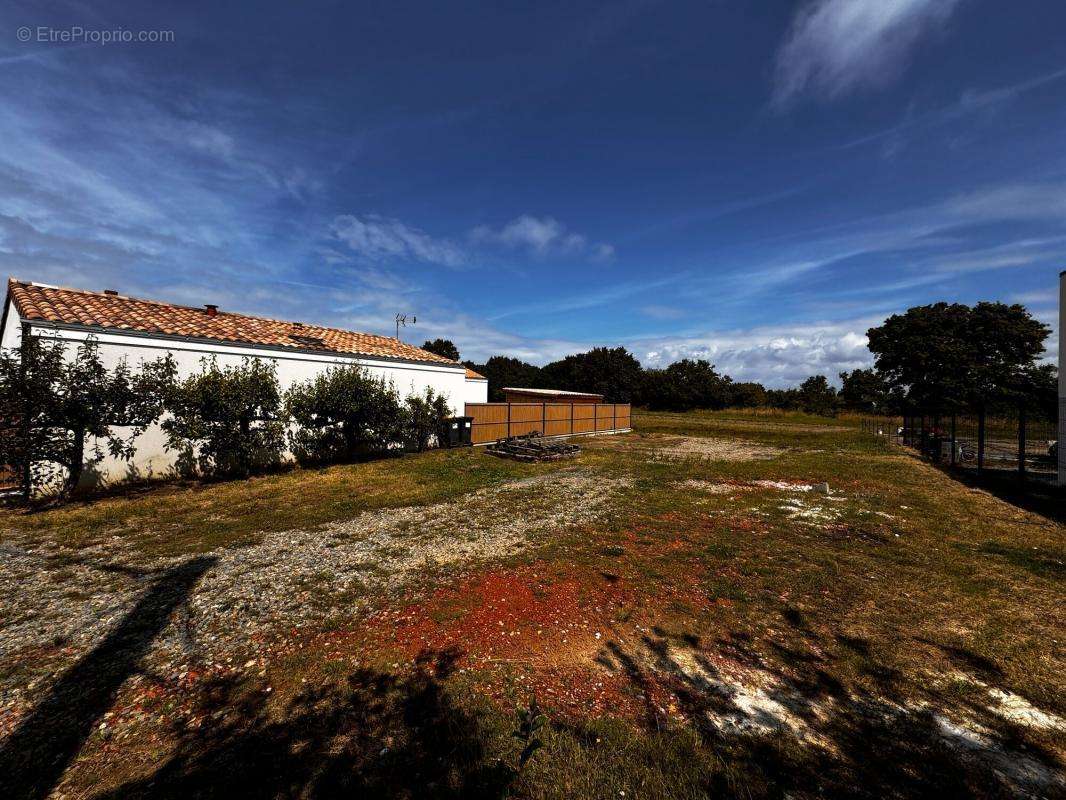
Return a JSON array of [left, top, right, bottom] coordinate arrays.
[[10, 322, 469, 489], [461, 378, 488, 408]]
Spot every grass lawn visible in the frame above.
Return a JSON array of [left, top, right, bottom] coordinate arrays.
[[0, 409, 1063, 799]]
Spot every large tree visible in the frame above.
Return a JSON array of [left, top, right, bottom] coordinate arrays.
[[421, 338, 460, 361], [866, 302, 1050, 411], [727, 381, 768, 409], [838, 368, 894, 413], [463, 356, 543, 402], [539, 347, 643, 402], [797, 375, 838, 416], [640, 359, 732, 411]]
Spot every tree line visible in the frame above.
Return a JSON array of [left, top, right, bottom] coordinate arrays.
[[425, 300, 1057, 418], [0, 336, 452, 499]]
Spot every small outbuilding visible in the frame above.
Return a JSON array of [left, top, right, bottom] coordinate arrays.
[[501, 387, 604, 404]]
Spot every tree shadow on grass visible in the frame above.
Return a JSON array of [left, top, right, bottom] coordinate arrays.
[[598, 628, 1064, 800], [942, 465, 1066, 525], [0, 556, 217, 800], [94, 647, 511, 800]]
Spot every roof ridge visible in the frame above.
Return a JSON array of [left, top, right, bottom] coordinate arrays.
[[7, 278, 461, 367], [11, 278, 403, 339]]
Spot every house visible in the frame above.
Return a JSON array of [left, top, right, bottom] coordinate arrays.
[[501, 387, 604, 404], [1, 278, 488, 486]]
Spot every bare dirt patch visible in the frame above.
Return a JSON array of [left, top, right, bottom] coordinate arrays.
[[0, 471, 628, 702], [591, 433, 781, 462], [677, 480, 754, 495], [652, 436, 781, 462]]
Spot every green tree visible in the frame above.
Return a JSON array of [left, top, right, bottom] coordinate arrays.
[[400, 387, 451, 452], [464, 356, 543, 402], [1009, 363, 1058, 421], [838, 368, 893, 413], [421, 338, 460, 361], [797, 375, 838, 416], [639, 359, 732, 411], [728, 381, 768, 408], [866, 302, 1050, 411], [285, 365, 402, 464], [0, 336, 175, 497], [162, 357, 286, 479], [767, 388, 801, 410], [539, 347, 643, 402]]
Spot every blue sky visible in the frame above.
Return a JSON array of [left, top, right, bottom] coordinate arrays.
[[1, 0, 1063, 386]]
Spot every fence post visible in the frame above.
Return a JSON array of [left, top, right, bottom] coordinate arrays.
[[507, 402, 511, 439], [1018, 405, 1027, 482], [950, 413, 957, 467], [570, 402, 574, 436], [613, 403, 617, 431], [542, 402, 546, 437], [977, 408, 985, 475]]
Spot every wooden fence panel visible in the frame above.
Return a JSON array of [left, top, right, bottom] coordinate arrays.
[[573, 403, 596, 434], [544, 403, 571, 437], [465, 402, 631, 445]]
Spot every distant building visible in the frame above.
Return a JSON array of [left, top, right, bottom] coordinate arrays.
[[501, 387, 604, 404]]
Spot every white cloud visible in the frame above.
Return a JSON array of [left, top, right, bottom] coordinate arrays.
[[1009, 288, 1059, 307], [331, 214, 465, 267], [772, 0, 962, 107], [636, 318, 879, 387], [470, 215, 614, 260]]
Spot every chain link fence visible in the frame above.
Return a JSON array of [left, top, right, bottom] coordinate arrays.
[[860, 406, 1060, 486]]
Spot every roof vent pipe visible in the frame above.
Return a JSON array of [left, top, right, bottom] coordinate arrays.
[[204, 304, 218, 317]]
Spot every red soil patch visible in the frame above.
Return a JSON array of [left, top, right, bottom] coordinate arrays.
[[363, 564, 633, 668]]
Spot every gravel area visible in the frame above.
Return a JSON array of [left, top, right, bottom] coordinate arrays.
[[653, 436, 780, 461], [592, 434, 781, 462], [0, 470, 627, 693]]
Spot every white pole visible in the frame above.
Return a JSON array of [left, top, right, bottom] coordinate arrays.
[[1059, 270, 1065, 485]]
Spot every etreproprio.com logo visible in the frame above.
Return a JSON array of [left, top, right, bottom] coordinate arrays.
[[17, 26, 175, 44]]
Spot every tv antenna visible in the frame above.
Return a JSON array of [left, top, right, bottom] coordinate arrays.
[[395, 313, 416, 340]]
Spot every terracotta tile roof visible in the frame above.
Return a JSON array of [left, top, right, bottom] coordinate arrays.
[[7, 279, 461, 367], [464, 367, 487, 380]]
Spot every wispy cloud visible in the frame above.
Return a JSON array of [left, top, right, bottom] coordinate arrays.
[[1009, 288, 1059, 306], [942, 182, 1066, 221], [470, 215, 614, 261], [772, 0, 962, 108], [640, 304, 686, 320], [489, 272, 688, 321], [331, 214, 465, 267], [838, 66, 1066, 151]]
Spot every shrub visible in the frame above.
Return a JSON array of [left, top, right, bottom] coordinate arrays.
[[285, 365, 403, 465], [400, 387, 450, 452], [162, 357, 286, 479], [0, 335, 175, 497]]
